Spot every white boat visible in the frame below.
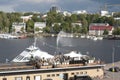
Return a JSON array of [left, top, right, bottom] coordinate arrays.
[[12, 39, 54, 62], [80, 35, 86, 38], [0, 34, 19, 39], [97, 36, 103, 40], [91, 36, 98, 41]]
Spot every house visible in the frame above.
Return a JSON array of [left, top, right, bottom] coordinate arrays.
[[89, 23, 114, 35], [34, 22, 46, 33], [21, 15, 33, 22], [72, 10, 87, 14], [100, 10, 111, 17], [52, 23, 61, 27], [71, 22, 82, 27], [12, 22, 26, 33]]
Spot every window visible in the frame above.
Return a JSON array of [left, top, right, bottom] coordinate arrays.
[[26, 76, 30, 80], [56, 74, 59, 76], [52, 74, 55, 77], [80, 72, 83, 74], [15, 77, 22, 80], [47, 75, 50, 77], [3, 78, 7, 80], [76, 72, 79, 74], [71, 73, 74, 75], [34, 76, 41, 80], [84, 71, 87, 74], [97, 68, 100, 72]]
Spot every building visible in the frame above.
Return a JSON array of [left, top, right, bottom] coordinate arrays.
[[0, 64, 104, 80], [71, 22, 82, 27], [100, 10, 111, 17], [50, 6, 60, 13], [61, 11, 71, 16], [0, 48, 105, 80], [12, 22, 26, 33], [89, 23, 114, 35], [34, 22, 46, 33], [72, 10, 87, 14], [52, 23, 61, 27], [21, 15, 33, 22]]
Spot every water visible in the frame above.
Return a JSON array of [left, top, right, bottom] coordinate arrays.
[[0, 37, 120, 63]]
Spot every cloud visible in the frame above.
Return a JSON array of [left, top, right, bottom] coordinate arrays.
[[23, 0, 57, 3], [0, 0, 119, 12], [0, 5, 15, 12]]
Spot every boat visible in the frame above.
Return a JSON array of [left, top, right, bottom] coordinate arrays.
[[0, 34, 19, 39], [12, 39, 53, 62], [97, 36, 103, 40]]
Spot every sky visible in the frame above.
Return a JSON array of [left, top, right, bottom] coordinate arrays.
[[0, 0, 120, 13]]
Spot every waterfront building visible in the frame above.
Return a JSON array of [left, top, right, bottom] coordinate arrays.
[[0, 64, 104, 80], [34, 22, 46, 33], [12, 22, 26, 33], [89, 23, 114, 35]]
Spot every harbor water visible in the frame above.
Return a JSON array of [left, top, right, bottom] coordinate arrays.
[[0, 37, 120, 63]]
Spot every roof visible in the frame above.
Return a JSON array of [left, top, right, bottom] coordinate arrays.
[[0, 65, 105, 75], [89, 26, 113, 31]]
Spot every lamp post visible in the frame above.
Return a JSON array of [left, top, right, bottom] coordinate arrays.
[[112, 46, 115, 72]]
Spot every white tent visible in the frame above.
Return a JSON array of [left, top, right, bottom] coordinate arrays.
[[64, 51, 83, 58], [39, 53, 54, 59]]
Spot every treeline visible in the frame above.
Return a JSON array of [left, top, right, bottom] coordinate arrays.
[[0, 11, 120, 35]]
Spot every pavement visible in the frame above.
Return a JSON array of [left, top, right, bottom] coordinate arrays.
[[94, 61, 120, 80]]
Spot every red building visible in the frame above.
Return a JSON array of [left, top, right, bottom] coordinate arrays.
[[89, 23, 114, 35]]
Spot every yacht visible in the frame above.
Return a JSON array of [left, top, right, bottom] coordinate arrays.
[[12, 40, 53, 62]]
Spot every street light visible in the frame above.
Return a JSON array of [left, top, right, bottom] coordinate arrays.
[[112, 46, 115, 72]]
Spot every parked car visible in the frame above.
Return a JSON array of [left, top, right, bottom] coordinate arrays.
[[109, 66, 120, 72]]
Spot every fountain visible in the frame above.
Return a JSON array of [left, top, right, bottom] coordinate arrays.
[[56, 31, 73, 52]]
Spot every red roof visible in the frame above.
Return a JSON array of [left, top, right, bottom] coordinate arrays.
[[89, 26, 113, 31]]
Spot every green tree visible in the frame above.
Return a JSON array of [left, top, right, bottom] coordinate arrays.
[[53, 23, 61, 33], [112, 27, 120, 35], [26, 20, 34, 33], [43, 26, 50, 33], [71, 14, 77, 22], [103, 29, 109, 35]]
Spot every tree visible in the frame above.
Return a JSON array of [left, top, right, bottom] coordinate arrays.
[[43, 26, 50, 33], [103, 29, 109, 35], [112, 27, 120, 35], [71, 14, 77, 22], [26, 20, 34, 33], [53, 23, 61, 33], [35, 27, 40, 32]]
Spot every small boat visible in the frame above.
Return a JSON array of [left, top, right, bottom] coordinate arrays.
[[97, 36, 103, 40]]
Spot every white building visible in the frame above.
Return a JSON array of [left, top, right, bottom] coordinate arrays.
[[72, 10, 87, 14], [21, 15, 33, 22], [12, 22, 26, 33], [72, 23, 82, 27], [34, 22, 46, 33], [62, 11, 71, 16], [100, 10, 111, 17], [52, 23, 61, 27]]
